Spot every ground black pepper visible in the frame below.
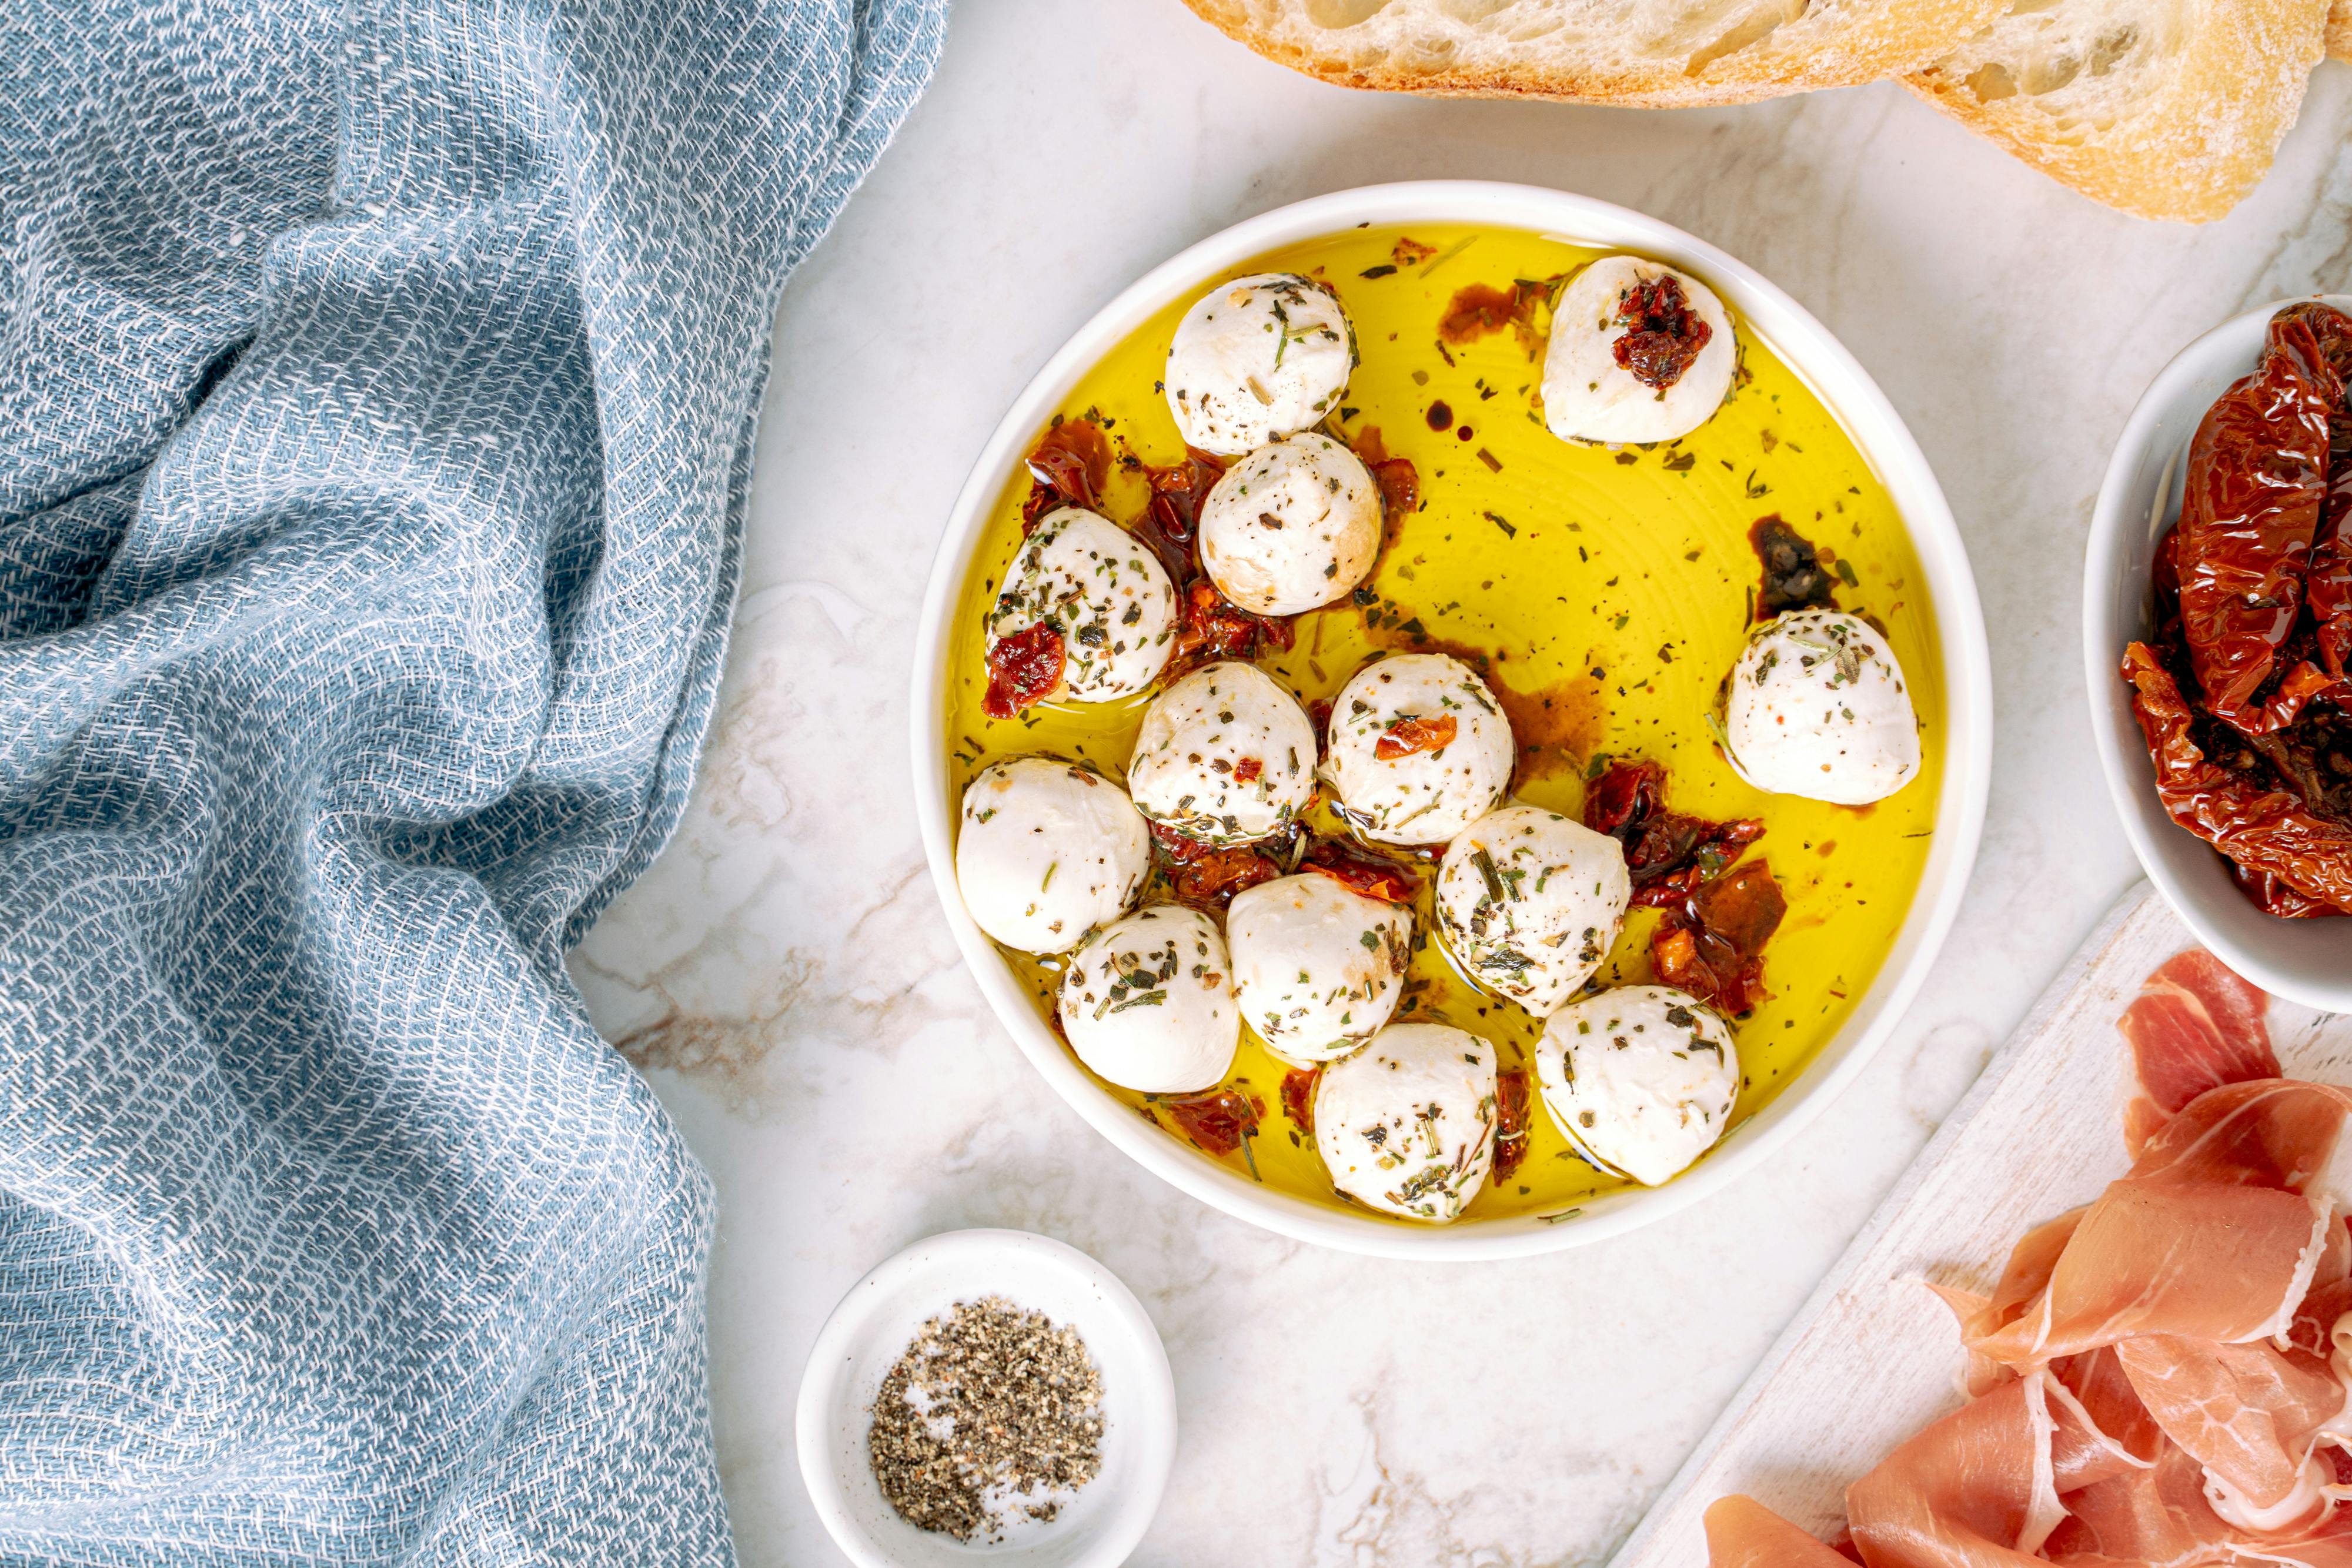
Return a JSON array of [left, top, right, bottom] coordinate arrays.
[[866, 1296, 1105, 1542]]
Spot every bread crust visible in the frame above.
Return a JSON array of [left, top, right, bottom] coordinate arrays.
[[1181, 0, 2012, 109], [1180, 0, 2334, 221], [1900, 0, 2328, 223]]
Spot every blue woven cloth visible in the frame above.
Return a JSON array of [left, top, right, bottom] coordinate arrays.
[[0, 1, 943, 1560]]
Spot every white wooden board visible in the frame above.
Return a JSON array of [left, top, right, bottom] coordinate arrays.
[[1610, 882, 2352, 1568]]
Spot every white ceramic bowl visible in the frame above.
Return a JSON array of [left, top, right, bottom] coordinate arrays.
[[2084, 295, 2352, 1012], [911, 182, 1993, 1259], [796, 1229, 1176, 1568]]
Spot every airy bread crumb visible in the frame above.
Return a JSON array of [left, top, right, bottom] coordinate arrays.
[[1181, 0, 2012, 108], [1902, 0, 2329, 223]]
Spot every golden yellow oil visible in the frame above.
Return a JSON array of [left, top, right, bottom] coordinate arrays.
[[940, 224, 1944, 1225]]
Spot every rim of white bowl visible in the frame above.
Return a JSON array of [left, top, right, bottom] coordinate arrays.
[[794, 1229, 1177, 1568], [2082, 295, 2352, 1013], [910, 181, 1993, 1261]]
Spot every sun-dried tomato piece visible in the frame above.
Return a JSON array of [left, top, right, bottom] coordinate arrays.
[[1169, 579, 1292, 673], [2308, 456, 2352, 685], [1612, 274, 1712, 391], [1583, 758, 1763, 909], [1151, 821, 1281, 912], [1279, 1066, 1320, 1135], [981, 623, 1063, 720], [1652, 860, 1785, 1017], [2236, 860, 2348, 919], [1375, 713, 1456, 760], [1129, 450, 1225, 581], [2175, 303, 2350, 735], [2304, 322, 2352, 687], [1581, 757, 1661, 837], [1369, 458, 1418, 522], [1492, 1066, 1532, 1183], [2153, 522, 2182, 604], [1302, 840, 1419, 903], [2122, 640, 2352, 914], [1348, 425, 1419, 525], [1748, 515, 1838, 622], [1651, 917, 1707, 994], [1584, 758, 1776, 1008], [1232, 757, 1263, 784], [1174, 578, 1260, 663], [1021, 418, 1111, 529], [1694, 858, 1787, 953], [1438, 280, 1548, 349], [1162, 1086, 1260, 1158]]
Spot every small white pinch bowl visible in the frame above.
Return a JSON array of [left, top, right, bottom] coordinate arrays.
[[2084, 295, 2352, 1014], [795, 1229, 1175, 1568], [911, 182, 1993, 1259]]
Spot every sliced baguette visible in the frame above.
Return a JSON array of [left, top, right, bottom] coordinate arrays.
[[1181, 0, 2013, 109], [1901, 0, 2328, 223]]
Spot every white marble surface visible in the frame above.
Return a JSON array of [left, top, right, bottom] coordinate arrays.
[[566, 5, 2352, 1564]]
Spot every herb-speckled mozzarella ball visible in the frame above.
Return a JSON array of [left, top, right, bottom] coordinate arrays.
[[1198, 433, 1382, 616], [1435, 805, 1630, 1017], [1540, 256, 1736, 446], [1127, 661, 1316, 847], [1226, 872, 1411, 1062], [1164, 273, 1354, 456], [954, 758, 1150, 955], [1058, 905, 1239, 1094], [1721, 609, 1920, 806], [985, 506, 1176, 703], [1321, 653, 1514, 845], [1313, 1022, 1496, 1223], [1537, 985, 1739, 1187]]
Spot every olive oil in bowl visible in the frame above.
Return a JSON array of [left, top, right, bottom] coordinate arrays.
[[940, 223, 1944, 1226]]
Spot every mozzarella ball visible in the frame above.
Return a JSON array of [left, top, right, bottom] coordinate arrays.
[[1321, 653, 1514, 845], [1538, 985, 1739, 1187], [1435, 805, 1630, 1017], [1127, 661, 1316, 847], [1058, 905, 1239, 1094], [956, 758, 1150, 954], [1198, 433, 1382, 616], [1314, 1022, 1497, 1223], [1721, 609, 1921, 806], [1540, 255, 1736, 446], [986, 506, 1176, 703], [1227, 873, 1412, 1062], [1164, 273, 1354, 456]]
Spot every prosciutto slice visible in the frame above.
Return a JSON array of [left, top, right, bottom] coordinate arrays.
[[2044, 1445, 2238, 1568], [2112, 1336, 2341, 1509], [1704, 950, 2352, 1568], [1846, 1374, 2147, 1568], [1966, 1081, 2352, 1372], [1706, 1496, 1863, 1568], [1967, 1180, 2328, 1369], [2120, 953, 2278, 1157], [1937, 1211, 2091, 1396], [2129, 1080, 2352, 1195]]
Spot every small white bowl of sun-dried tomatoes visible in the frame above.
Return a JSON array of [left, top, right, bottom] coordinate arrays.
[[2086, 295, 2352, 1011]]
